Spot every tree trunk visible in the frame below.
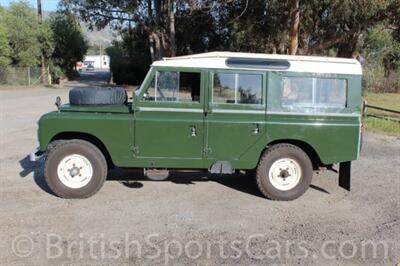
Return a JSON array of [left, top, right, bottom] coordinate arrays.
[[37, 0, 48, 84], [148, 34, 156, 62], [289, 0, 300, 55], [337, 34, 358, 58], [168, 0, 176, 57], [151, 31, 163, 60]]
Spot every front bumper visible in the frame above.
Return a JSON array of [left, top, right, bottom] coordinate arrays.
[[29, 147, 44, 162]]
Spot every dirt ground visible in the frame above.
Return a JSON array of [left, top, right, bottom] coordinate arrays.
[[0, 71, 399, 265]]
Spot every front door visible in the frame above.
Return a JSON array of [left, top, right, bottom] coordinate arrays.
[[205, 70, 266, 168], [133, 68, 205, 168]]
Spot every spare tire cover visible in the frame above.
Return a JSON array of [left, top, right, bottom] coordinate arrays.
[[69, 87, 127, 105]]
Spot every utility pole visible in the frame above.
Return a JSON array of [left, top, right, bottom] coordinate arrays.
[[37, 0, 48, 84], [99, 43, 102, 69]]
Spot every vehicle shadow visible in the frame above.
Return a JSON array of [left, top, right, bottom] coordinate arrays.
[[108, 168, 265, 198], [108, 168, 330, 198], [18, 156, 55, 196], [18, 160, 329, 198]]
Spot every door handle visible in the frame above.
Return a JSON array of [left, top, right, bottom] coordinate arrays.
[[252, 123, 260, 134], [189, 125, 196, 137]]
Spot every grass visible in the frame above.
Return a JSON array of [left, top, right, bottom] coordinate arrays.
[[0, 84, 57, 90], [363, 92, 400, 111], [362, 116, 400, 137], [363, 92, 400, 137]]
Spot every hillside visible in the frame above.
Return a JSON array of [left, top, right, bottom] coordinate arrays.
[[43, 10, 116, 46], [80, 23, 117, 46]]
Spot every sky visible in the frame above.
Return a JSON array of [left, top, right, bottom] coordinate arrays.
[[0, 0, 60, 11]]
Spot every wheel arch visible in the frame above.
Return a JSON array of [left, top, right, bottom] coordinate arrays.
[[49, 132, 114, 168], [263, 139, 323, 170]]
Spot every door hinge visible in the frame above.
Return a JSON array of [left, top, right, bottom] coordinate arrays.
[[202, 147, 212, 157], [130, 146, 140, 157]]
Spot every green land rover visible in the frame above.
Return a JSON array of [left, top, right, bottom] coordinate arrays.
[[30, 52, 363, 200]]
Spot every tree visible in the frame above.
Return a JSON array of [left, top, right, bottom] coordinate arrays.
[[106, 24, 151, 84], [298, 0, 400, 57], [61, 0, 178, 61], [4, 1, 42, 67], [0, 7, 11, 68], [61, 0, 399, 91], [49, 12, 88, 76]]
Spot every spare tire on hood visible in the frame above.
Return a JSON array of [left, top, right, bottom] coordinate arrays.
[[69, 87, 127, 105]]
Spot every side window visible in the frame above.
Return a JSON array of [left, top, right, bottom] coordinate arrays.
[[144, 71, 201, 102], [281, 77, 347, 110], [213, 72, 263, 105]]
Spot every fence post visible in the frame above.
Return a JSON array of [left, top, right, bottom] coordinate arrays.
[[27, 67, 31, 86]]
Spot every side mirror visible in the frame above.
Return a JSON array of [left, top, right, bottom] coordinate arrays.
[[55, 96, 61, 111]]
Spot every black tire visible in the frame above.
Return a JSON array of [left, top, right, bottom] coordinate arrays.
[[69, 87, 127, 105], [256, 144, 313, 201], [44, 140, 108, 198]]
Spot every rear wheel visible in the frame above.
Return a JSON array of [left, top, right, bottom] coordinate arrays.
[[256, 144, 313, 200], [44, 140, 107, 198]]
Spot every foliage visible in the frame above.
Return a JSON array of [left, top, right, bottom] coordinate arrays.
[[49, 12, 88, 78], [87, 43, 107, 55], [0, 1, 88, 82], [3, 1, 43, 67], [0, 14, 11, 68], [106, 25, 151, 84], [61, 0, 400, 87], [359, 25, 400, 93]]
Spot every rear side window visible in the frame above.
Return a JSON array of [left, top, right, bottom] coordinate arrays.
[[281, 77, 347, 110], [213, 73, 263, 105], [144, 71, 201, 102]]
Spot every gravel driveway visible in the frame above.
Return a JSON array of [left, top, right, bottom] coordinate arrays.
[[0, 73, 399, 265]]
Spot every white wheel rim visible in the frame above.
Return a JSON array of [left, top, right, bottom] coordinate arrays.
[[57, 154, 93, 189], [268, 158, 301, 191]]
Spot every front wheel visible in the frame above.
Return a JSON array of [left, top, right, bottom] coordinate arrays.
[[44, 139, 108, 198], [256, 144, 313, 201]]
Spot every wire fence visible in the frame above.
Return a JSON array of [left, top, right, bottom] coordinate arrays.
[[0, 67, 45, 86]]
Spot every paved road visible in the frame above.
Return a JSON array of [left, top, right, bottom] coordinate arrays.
[[0, 73, 399, 265], [63, 70, 111, 88]]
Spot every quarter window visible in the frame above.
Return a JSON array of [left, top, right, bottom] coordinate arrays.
[[281, 77, 347, 110], [144, 71, 201, 102], [213, 73, 263, 105]]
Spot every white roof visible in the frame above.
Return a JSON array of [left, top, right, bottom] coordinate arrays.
[[152, 51, 362, 75]]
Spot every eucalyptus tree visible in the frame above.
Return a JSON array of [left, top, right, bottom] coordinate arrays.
[[61, 0, 179, 61]]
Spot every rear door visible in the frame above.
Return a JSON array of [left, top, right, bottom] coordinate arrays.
[[205, 70, 267, 167]]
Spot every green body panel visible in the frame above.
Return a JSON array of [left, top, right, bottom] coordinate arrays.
[[266, 114, 360, 164], [133, 110, 205, 168], [204, 70, 268, 168], [37, 66, 362, 170], [38, 111, 134, 166]]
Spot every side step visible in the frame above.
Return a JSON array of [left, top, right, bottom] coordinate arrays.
[[144, 168, 169, 181], [209, 161, 234, 174]]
